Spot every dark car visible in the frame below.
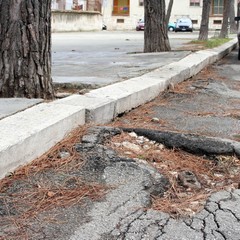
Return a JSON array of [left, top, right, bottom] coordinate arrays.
[[136, 19, 176, 31]]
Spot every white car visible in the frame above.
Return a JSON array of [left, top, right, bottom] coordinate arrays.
[[175, 17, 193, 32]]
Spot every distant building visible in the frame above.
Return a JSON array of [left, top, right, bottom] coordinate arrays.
[[101, 0, 239, 30], [51, 0, 102, 12], [51, 0, 239, 31]]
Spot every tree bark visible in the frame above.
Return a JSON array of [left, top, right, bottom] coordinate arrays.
[[198, 0, 211, 40], [219, 0, 231, 38], [166, 0, 174, 24], [237, 2, 240, 29], [229, 0, 237, 33], [144, 0, 171, 52], [0, 0, 54, 99]]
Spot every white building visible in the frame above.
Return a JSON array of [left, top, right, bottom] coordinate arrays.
[[51, 0, 74, 10], [102, 0, 238, 30]]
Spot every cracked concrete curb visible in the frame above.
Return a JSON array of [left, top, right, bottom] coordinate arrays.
[[0, 39, 237, 179]]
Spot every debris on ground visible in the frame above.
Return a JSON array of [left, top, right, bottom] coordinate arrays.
[[0, 125, 107, 239], [107, 130, 240, 217]]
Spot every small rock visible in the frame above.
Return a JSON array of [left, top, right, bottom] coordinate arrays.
[[213, 173, 224, 178], [47, 191, 55, 198], [184, 208, 195, 215], [190, 201, 199, 207], [79, 89, 90, 95], [178, 171, 201, 189], [143, 145, 150, 150], [59, 151, 70, 159], [128, 132, 138, 138], [157, 144, 165, 150], [151, 117, 160, 123], [55, 92, 72, 98], [137, 136, 148, 144], [5, 172, 14, 177], [122, 141, 141, 152]]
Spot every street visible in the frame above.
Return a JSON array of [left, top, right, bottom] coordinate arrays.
[[51, 31, 214, 87]]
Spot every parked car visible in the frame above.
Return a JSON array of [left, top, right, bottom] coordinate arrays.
[[136, 19, 176, 31], [136, 19, 145, 31], [168, 22, 175, 32], [175, 17, 193, 32]]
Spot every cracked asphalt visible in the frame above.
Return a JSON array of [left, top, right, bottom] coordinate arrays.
[[69, 126, 240, 240], [1, 49, 240, 240]]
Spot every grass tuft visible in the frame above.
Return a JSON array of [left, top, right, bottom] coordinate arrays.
[[190, 37, 231, 49]]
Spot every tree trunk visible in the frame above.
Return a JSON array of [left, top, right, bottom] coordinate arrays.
[[144, 0, 171, 52], [219, 0, 231, 38], [237, 2, 240, 29], [166, 0, 174, 24], [198, 0, 211, 40], [0, 0, 54, 99], [229, 0, 237, 33]]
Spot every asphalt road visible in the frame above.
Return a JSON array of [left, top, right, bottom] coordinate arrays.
[[51, 31, 213, 87]]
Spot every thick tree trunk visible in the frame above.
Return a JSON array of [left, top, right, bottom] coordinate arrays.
[[198, 0, 211, 41], [0, 0, 54, 99], [219, 0, 231, 38], [237, 2, 240, 29], [166, 0, 174, 24], [144, 0, 171, 52], [229, 0, 237, 33]]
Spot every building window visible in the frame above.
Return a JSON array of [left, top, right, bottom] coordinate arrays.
[[139, 0, 144, 6], [192, 20, 198, 24], [112, 0, 130, 15], [117, 19, 125, 23], [213, 20, 222, 24], [212, 0, 224, 15], [190, 0, 200, 6]]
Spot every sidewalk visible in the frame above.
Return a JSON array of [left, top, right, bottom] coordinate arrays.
[[0, 38, 237, 179]]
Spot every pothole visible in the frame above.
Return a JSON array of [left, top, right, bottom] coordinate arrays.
[[106, 129, 240, 217]]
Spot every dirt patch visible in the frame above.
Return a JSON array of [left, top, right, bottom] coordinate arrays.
[[107, 131, 240, 217]]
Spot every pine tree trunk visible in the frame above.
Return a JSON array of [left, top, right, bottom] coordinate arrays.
[[219, 0, 231, 38], [166, 0, 174, 24], [198, 0, 211, 40], [237, 2, 240, 30], [0, 0, 54, 99], [229, 0, 237, 33], [144, 0, 171, 52]]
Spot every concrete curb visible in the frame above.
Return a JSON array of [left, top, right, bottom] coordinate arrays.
[[0, 38, 237, 179]]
